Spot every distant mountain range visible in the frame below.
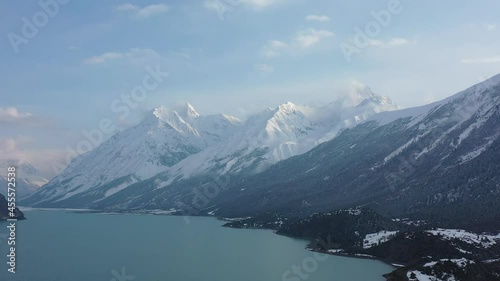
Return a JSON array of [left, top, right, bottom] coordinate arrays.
[[22, 85, 398, 208], [0, 160, 48, 199], [21, 74, 500, 231]]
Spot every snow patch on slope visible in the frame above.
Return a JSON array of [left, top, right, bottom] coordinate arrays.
[[363, 231, 399, 249], [427, 228, 500, 248]]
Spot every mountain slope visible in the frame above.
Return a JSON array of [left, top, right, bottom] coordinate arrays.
[[21, 104, 242, 207], [22, 87, 398, 209], [166, 87, 398, 179], [211, 74, 500, 230]]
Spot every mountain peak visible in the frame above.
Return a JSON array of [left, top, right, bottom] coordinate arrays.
[[351, 85, 378, 104], [344, 83, 398, 109], [152, 106, 173, 120], [183, 102, 200, 119], [343, 82, 374, 106], [358, 86, 377, 99], [150, 106, 197, 134], [277, 102, 297, 113]]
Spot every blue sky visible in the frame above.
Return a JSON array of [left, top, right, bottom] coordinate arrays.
[[1, 0, 500, 177]]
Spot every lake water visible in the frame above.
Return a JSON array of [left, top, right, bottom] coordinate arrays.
[[0, 210, 394, 281]]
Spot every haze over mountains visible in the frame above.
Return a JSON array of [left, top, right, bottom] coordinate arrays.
[[0, 159, 48, 199], [21, 75, 500, 231]]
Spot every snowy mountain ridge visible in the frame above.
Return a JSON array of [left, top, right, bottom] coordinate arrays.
[[23, 85, 399, 206], [21, 75, 500, 211], [167, 87, 400, 179], [30, 103, 241, 204]]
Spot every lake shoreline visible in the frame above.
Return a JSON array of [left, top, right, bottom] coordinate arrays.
[[271, 229, 403, 274], [19, 207, 401, 272], [4, 209, 396, 281]]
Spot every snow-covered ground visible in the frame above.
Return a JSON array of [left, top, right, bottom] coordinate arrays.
[[424, 258, 475, 268], [459, 133, 499, 164], [483, 258, 500, 264], [392, 218, 427, 226], [363, 230, 399, 249], [426, 228, 500, 248], [406, 258, 476, 281], [407, 270, 456, 281], [331, 208, 362, 216], [327, 249, 344, 253]]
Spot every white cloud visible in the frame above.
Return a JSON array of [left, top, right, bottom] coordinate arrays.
[[83, 48, 160, 65], [306, 15, 330, 22], [484, 24, 496, 31], [255, 63, 274, 73], [468, 23, 497, 31], [0, 136, 66, 178], [116, 3, 169, 19], [461, 56, 500, 64], [116, 3, 139, 12], [204, 0, 279, 12], [242, 0, 279, 8], [368, 38, 412, 48], [0, 108, 57, 128], [261, 40, 289, 58], [0, 138, 18, 153], [83, 52, 123, 64], [204, 0, 281, 19], [0, 107, 32, 120], [0, 136, 33, 161], [293, 28, 334, 48], [260, 28, 333, 59], [204, 0, 239, 19]]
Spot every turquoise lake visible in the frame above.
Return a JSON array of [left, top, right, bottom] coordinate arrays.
[[0, 210, 394, 281]]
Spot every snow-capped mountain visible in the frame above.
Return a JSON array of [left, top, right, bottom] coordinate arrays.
[[22, 85, 398, 208], [0, 160, 49, 199], [22, 104, 242, 206], [168, 86, 399, 179], [212, 73, 500, 224]]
